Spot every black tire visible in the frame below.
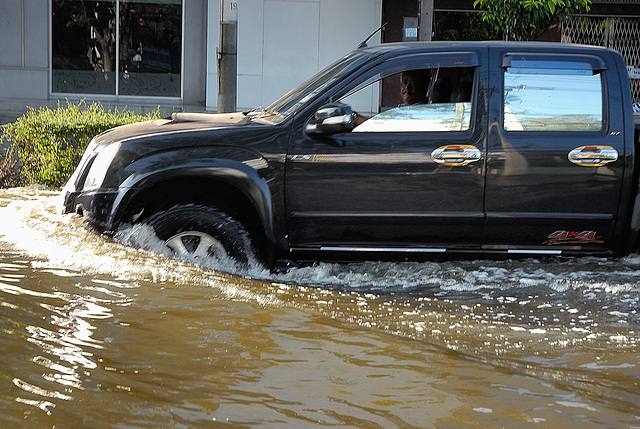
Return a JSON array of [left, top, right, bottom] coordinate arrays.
[[145, 205, 252, 265]]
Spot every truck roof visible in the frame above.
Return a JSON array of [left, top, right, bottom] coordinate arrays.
[[359, 40, 615, 54]]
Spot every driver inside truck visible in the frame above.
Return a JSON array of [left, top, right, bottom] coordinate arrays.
[[354, 69, 430, 125], [400, 69, 430, 105]]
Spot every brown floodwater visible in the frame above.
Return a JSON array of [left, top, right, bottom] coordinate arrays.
[[0, 187, 639, 428]]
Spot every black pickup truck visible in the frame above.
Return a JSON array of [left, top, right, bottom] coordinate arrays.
[[61, 41, 640, 268]]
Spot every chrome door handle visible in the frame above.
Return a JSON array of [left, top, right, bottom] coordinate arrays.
[[431, 145, 481, 166], [568, 146, 618, 167]]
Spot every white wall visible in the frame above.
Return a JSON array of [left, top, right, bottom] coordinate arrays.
[[0, 0, 50, 120], [207, 0, 382, 112]]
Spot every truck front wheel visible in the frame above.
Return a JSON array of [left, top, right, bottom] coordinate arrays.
[[145, 205, 252, 265]]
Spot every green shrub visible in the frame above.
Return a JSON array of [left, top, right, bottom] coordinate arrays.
[[0, 147, 27, 188], [1, 100, 161, 189]]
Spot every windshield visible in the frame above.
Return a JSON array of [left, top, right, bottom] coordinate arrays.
[[264, 50, 372, 121]]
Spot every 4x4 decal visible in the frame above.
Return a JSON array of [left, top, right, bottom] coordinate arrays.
[[544, 230, 604, 245]]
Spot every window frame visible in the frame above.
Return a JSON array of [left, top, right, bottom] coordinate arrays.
[[331, 52, 480, 135], [49, 0, 185, 101], [500, 52, 609, 134]]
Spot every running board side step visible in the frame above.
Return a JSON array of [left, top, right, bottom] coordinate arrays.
[[292, 246, 565, 256], [318, 246, 447, 253]]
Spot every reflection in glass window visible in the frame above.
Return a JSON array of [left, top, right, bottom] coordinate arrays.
[[119, 0, 182, 96], [52, 0, 117, 94], [503, 68, 603, 131], [354, 103, 471, 132], [52, 0, 182, 97], [345, 67, 475, 133]]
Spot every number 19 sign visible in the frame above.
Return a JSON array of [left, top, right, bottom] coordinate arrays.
[[222, 1, 238, 23]]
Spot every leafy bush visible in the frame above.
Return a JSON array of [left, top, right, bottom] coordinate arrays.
[[1, 101, 161, 189], [0, 147, 27, 188]]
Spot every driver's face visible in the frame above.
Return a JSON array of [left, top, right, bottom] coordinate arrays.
[[401, 73, 427, 105]]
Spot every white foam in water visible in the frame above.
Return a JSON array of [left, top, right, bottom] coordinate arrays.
[[2, 187, 640, 367], [113, 222, 270, 278], [1, 188, 640, 318], [0, 189, 212, 284], [621, 253, 640, 267]]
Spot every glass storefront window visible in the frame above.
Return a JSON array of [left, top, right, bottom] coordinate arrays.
[[52, 0, 117, 94], [52, 0, 182, 97], [119, 1, 182, 96]]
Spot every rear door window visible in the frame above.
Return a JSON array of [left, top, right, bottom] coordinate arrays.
[[502, 55, 605, 132]]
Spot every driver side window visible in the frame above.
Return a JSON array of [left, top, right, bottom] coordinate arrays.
[[340, 67, 475, 133]]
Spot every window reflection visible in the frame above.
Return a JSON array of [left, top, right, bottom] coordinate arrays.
[[503, 68, 603, 131], [52, 0, 182, 97], [354, 103, 471, 132], [119, 0, 182, 96], [341, 67, 475, 133], [52, 0, 117, 94]]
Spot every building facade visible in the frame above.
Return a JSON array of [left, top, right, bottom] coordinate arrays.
[[0, 0, 636, 122], [0, 0, 381, 121]]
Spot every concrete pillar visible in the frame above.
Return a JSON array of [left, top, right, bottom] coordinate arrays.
[[217, 1, 238, 112], [419, 0, 434, 41]]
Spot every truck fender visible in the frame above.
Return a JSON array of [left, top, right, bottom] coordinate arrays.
[[109, 158, 277, 253]]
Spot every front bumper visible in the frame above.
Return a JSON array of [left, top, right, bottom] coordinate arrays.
[[61, 188, 121, 233]]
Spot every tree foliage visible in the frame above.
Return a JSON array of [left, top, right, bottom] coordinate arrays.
[[473, 0, 591, 41], [54, 0, 117, 71], [435, 12, 501, 41]]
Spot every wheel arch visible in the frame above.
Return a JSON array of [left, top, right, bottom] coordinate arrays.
[[111, 162, 277, 263]]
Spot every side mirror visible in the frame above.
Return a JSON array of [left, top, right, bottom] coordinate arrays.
[[305, 103, 355, 136]]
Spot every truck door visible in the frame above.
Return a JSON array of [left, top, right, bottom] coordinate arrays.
[[285, 51, 488, 257], [483, 50, 625, 255]]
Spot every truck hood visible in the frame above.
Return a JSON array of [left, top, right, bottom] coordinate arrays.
[[94, 111, 253, 146]]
